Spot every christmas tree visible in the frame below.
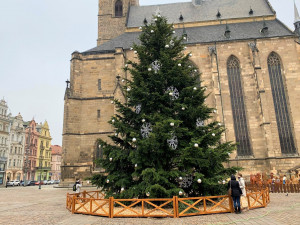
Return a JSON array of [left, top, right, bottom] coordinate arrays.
[[91, 15, 238, 199]]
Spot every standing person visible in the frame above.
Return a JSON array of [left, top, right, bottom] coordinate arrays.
[[75, 179, 82, 194], [228, 175, 243, 213], [238, 174, 247, 211], [283, 175, 287, 185]]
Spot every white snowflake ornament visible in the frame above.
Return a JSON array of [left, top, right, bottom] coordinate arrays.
[[166, 86, 179, 100], [141, 123, 152, 138], [167, 133, 178, 150], [135, 104, 142, 114], [151, 60, 161, 74], [196, 118, 204, 127], [170, 40, 174, 46], [179, 176, 193, 188]]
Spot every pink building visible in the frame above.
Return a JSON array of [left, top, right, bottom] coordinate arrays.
[[50, 145, 62, 180], [24, 120, 39, 181]]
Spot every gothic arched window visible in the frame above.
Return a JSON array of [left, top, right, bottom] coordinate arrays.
[[227, 56, 252, 156], [267, 52, 296, 154], [115, 0, 123, 17]]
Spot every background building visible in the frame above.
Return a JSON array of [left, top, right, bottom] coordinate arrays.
[[6, 113, 25, 181], [62, 0, 300, 182], [0, 99, 10, 185], [50, 145, 62, 180], [24, 120, 39, 181], [36, 121, 52, 181]]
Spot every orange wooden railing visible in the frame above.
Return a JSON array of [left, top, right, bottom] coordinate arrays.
[[66, 188, 270, 218]]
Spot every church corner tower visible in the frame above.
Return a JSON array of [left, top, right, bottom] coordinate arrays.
[[294, 2, 300, 36], [97, 0, 139, 45]]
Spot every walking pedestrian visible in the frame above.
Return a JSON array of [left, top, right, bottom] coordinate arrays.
[[75, 179, 82, 194], [283, 175, 287, 185], [238, 173, 248, 211], [228, 175, 243, 213]]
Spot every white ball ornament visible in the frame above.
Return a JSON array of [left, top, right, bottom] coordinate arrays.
[[157, 14, 161, 18], [106, 179, 110, 183], [121, 187, 125, 192], [165, 44, 169, 48], [212, 133, 216, 137], [112, 119, 115, 123], [178, 63, 181, 67], [182, 107, 185, 111], [132, 138, 137, 142], [148, 68, 152, 71], [111, 101, 114, 104], [154, 18, 157, 21], [109, 157, 113, 161], [218, 181, 221, 184], [197, 179, 202, 184], [170, 122, 175, 127], [184, 47, 187, 50], [122, 79, 125, 82], [142, 119, 146, 122], [179, 176, 183, 181], [135, 164, 138, 168], [228, 152, 231, 156], [193, 87, 197, 91], [169, 92, 173, 96], [146, 192, 150, 197], [127, 87, 131, 91], [139, 26, 142, 30], [218, 123, 222, 126], [173, 31, 176, 34], [151, 30, 154, 33], [125, 64, 128, 67], [222, 180, 226, 184], [189, 53, 193, 57], [115, 133, 118, 136], [179, 191, 183, 195], [134, 51, 137, 54], [183, 36, 187, 40], [213, 110, 217, 113], [194, 143, 199, 148]]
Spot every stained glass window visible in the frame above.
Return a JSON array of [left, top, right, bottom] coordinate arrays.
[[267, 52, 296, 154], [227, 56, 252, 156]]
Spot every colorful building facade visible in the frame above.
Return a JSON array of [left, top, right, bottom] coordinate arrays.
[[35, 121, 52, 181], [50, 145, 62, 180]]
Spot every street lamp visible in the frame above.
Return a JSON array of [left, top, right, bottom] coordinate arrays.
[[39, 155, 44, 190], [23, 126, 31, 187]]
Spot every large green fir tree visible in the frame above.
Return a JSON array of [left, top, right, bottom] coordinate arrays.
[[92, 15, 238, 199]]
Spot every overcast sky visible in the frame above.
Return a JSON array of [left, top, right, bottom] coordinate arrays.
[[0, 0, 298, 145]]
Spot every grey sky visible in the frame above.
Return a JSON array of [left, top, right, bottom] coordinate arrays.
[[0, 0, 298, 145]]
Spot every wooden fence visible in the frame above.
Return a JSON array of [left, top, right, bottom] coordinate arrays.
[[66, 188, 270, 218], [246, 184, 300, 193]]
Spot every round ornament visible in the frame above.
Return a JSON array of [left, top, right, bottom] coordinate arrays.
[[146, 192, 150, 197], [183, 36, 187, 40], [139, 26, 142, 30], [148, 68, 152, 71], [132, 138, 137, 142], [218, 123, 222, 126], [179, 177, 183, 181], [179, 191, 183, 195], [121, 187, 124, 192], [189, 53, 193, 57], [178, 63, 181, 67], [109, 158, 113, 161], [182, 107, 185, 110], [170, 122, 174, 127], [106, 179, 110, 183], [194, 143, 199, 148], [173, 31, 176, 34], [127, 87, 131, 91], [169, 92, 173, 96], [135, 164, 138, 168], [130, 47, 133, 50], [142, 119, 145, 123], [197, 179, 202, 184], [111, 101, 114, 104], [193, 87, 197, 90], [165, 44, 169, 48], [134, 51, 137, 54], [112, 119, 115, 123], [222, 180, 226, 184], [151, 30, 154, 33], [212, 133, 215, 137]]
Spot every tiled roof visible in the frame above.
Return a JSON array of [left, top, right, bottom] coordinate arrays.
[[51, 145, 62, 155], [127, 0, 275, 28], [83, 19, 294, 54]]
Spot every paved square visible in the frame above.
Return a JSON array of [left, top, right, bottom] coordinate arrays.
[[0, 185, 299, 225]]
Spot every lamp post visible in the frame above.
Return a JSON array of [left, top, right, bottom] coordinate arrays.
[[39, 155, 43, 190]]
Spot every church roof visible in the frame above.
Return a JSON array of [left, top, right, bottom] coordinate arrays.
[[83, 19, 294, 54], [127, 0, 275, 28]]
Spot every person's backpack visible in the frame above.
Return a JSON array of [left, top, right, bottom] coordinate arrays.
[[73, 183, 77, 191]]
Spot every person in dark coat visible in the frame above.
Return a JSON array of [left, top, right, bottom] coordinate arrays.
[[228, 174, 243, 213]]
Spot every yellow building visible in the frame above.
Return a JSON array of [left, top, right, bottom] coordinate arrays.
[[35, 121, 52, 181]]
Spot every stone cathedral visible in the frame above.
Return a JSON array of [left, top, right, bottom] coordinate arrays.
[[61, 0, 300, 182]]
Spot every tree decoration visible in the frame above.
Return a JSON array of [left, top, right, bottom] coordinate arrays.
[[135, 164, 138, 168], [146, 192, 150, 197], [132, 138, 137, 142], [170, 40, 174, 46], [141, 123, 152, 138], [179, 176, 193, 188], [109, 158, 113, 161], [189, 53, 193, 57], [111, 119, 115, 123], [166, 86, 179, 100], [134, 51, 137, 54], [178, 63, 181, 67], [196, 118, 204, 127], [222, 180, 226, 184], [182, 107, 185, 110], [194, 143, 199, 148], [212, 133, 215, 137], [135, 104, 142, 114], [121, 187, 125, 192], [148, 68, 152, 71], [165, 44, 169, 48], [111, 101, 114, 104], [151, 30, 154, 33], [139, 26, 142, 30], [197, 179, 202, 184], [167, 133, 178, 150], [151, 60, 161, 74], [179, 191, 183, 195], [106, 179, 110, 183], [193, 87, 197, 90], [170, 122, 175, 127], [142, 119, 146, 123]]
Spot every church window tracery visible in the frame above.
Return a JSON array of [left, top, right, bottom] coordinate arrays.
[[267, 52, 296, 154], [227, 56, 252, 156]]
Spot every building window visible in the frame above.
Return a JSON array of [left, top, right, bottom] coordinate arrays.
[[97, 110, 101, 119], [98, 79, 101, 90], [115, 0, 123, 17], [267, 52, 296, 154], [227, 55, 252, 156]]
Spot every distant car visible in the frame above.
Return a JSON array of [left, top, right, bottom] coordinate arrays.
[[35, 181, 44, 185], [22, 180, 36, 186], [6, 180, 20, 186], [43, 180, 48, 185], [54, 180, 60, 184], [49, 180, 55, 185]]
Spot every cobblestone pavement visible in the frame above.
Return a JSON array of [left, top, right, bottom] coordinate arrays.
[[0, 185, 299, 225]]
